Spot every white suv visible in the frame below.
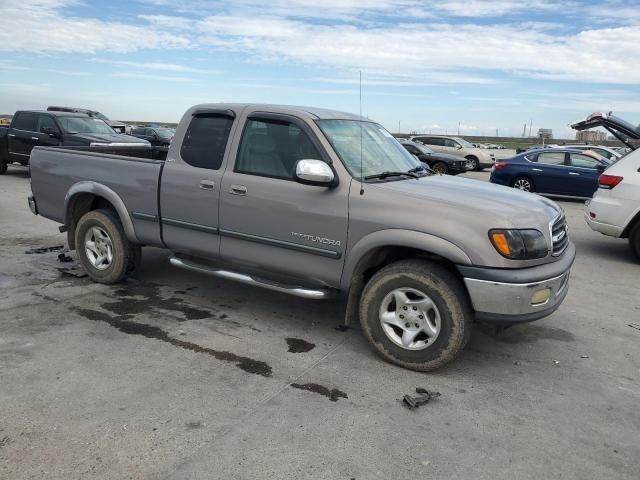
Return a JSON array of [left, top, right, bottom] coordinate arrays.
[[585, 148, 640, 260], [410, 135, 494, 171]]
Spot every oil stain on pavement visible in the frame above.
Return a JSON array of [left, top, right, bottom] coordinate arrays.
[[70, 306, 272, 377], [111, 284, 211, 321], [286, 337, 315, 353], [290, 383, 348, 402]]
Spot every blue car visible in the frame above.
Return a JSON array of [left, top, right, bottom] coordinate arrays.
[[490, 149, 612, 199]]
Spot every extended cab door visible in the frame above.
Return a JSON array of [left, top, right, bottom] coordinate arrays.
[[219, 112, 349, 287], [159, 111, 236, 259]]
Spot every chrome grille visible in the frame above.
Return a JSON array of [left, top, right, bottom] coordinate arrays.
[[551, 214, 569, 256]]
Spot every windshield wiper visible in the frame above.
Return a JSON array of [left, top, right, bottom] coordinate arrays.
[[364, 170, 419, 181]]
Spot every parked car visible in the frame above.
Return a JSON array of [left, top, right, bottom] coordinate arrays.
[[129, 126, 174, 146], [575, 113, 640, 260], [553, 144, 622, 161], [0, 110, 149, 172], [399, 139, 468, 174], [410, 135, 494, 170], [47, 106, 127, 133], [28, 103, 574, 372], [490, 148, 612, 198]]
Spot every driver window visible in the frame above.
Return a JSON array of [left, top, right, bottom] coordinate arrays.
[[570, 153, 600, 169], [443, 139, 459, 148], [37, 115, 57, 133], [236, 118, 322, 179]]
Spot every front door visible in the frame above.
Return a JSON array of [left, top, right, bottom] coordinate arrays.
[[219, 113, 349, 287], [34, 114, 62, 149], [159, 112, 236, 259]]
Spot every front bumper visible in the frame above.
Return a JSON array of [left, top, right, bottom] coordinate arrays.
[[458, 242, 575, 324]]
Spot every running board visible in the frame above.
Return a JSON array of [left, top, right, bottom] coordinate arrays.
[[169, 256, 335, 300]]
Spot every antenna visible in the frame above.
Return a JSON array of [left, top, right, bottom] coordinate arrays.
[[359, 71, 364, 195]]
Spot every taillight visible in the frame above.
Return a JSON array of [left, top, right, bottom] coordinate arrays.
[[598, 174, 623, 189], [494, 161, 508, 170]]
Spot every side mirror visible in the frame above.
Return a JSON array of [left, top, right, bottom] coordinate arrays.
[[294, 159, 336, 187], [41, 126, 59, 138], [456, 145, 463, 150]]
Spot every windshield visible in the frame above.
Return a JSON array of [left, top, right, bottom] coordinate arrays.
[[156, 128, 174, 137], [317, 120, 420, 178], [413, 143, 434, 154], [58, 117, 116, 134], [454, 137, 475, 148], [92, 112, 109, 121]]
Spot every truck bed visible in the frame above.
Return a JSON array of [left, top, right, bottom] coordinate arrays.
[[30, 146, 165, 247]]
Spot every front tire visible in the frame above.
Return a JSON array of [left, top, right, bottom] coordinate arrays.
[[629, 222, 640, 262], [75, 208, 141, 284], [359, 259, 473, 371], [432, 162, 449, 175], [466, 156, 480, 171]]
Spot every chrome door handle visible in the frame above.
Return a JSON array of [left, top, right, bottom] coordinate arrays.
[[230, 184, 247, 195], [7, 133, 15, 137], [31, 137, 39, 141], [569, 172, 580, 176], [532, 168, 543, 172], [199, 180, 215, 191]]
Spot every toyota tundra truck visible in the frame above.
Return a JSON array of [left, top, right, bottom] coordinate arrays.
[[28, 103, 575, 371]]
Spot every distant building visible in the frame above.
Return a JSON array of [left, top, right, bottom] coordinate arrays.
[[576, 130, 607, 142], [538, 128, 553, 140]]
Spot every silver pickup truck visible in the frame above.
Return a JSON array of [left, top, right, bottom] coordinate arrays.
[[28, 103, 575, 371]]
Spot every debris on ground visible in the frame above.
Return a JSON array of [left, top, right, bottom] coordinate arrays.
[[580, 355, 589, 359], [628, 323, 640, 332], [57, 265, 87, 278], [25, 245, 64, 254], [57, 253, 73, 263], [553, 360, 560, 365], [402, 387, 441, 410]]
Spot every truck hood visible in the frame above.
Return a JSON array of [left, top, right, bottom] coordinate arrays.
[[67, 133, 149, 145], [373, 174, 561, 230]]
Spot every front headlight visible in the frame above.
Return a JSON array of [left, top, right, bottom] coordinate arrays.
[[489, 229, 548, 260]]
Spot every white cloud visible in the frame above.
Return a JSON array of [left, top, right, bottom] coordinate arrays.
[[111, 72, 197, 82], [0, 0, 190, 53], [91, 58, 217, 74]]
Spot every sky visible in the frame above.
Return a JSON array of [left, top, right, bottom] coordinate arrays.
[[1, 0, 639, 138]]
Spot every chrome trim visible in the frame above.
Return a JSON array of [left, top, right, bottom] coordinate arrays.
[[549, 213, 569, 257], [219, 228, 341, 259], [169, 257, 334, 299], [89, 142, 150, 148], [131, 211, 158, 222], [464, 271, 570, 317], [162, 217, 219, 234]]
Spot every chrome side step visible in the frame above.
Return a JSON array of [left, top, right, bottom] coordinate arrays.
[[169, 256, 335, 300]]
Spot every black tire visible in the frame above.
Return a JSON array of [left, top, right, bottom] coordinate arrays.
[[432, 162, 449, 175], [0, 158, 7, 175], [629, 222, 640, 262], [359, 259, 473, 371], [75, 208, 141, 284], [466, 156, 480, 171], [511, 176, 535, 192]]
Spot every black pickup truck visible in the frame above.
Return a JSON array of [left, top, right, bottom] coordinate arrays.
[[0, 110, 149, 174]]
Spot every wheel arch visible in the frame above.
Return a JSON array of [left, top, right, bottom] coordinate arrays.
[[621, 205, 640, 238], [64, 181, 138, 249]]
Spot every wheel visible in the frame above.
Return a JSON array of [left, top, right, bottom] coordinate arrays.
[[511, 176, 534, 192], [629, 222, 640, 262], [0, 158, 7, 175], [75, 208, 142, 284], [359, 259, 473, 371], [466, 156, 480, 171], [431, 162, 449, 175]]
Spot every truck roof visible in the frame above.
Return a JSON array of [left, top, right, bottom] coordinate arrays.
[[189, 103, 365, 121], [16, 110, 90, 118]]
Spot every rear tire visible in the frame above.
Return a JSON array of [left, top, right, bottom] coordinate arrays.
[[359, 259, 473, 371], [466, 156, 480, 171], [75, 208, 141, 284], [511, 176, 535, 192], [0, 158, 7, 175], [432, 162, 449, 175], [629, 222, 640, 262]]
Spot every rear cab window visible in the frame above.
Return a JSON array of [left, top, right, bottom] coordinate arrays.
[[180, 114, 235, 170], [13, 112, 39, 132]]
